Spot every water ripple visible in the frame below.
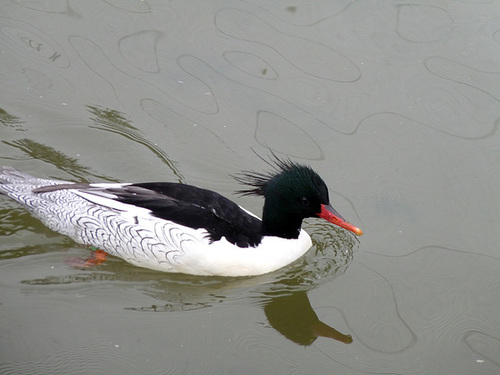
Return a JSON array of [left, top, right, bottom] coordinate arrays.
[[347, 263, 417, 354], [7, 0, 80, 17], [0, 17, 70, 68], [118, 30, 163, 73], [215, 8, 360, 82], [0, 341, 149, 375], [102, 0, 152, 14], [464, 331, 500, 367], [242, 0, 353, 26], [68, 37, 218, 115], [254, 110, 323, 160], [396, 5, 453, 43], [425, 56, 500, 102], [223, 51, 278, 80]]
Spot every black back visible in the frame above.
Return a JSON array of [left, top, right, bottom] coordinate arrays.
[[107, 182, 263, 247]]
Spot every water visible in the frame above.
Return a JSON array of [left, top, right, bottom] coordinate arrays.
[[1, 1, 500, 374]]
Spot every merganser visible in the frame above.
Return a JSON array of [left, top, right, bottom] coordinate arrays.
[[0, 159, 362, 276]]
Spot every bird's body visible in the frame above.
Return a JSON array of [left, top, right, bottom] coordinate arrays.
[[0, 160, 361, 276]]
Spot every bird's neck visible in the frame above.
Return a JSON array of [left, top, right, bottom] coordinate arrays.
[[261, 208, 302, 239]]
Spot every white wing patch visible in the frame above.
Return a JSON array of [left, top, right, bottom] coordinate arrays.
[[75, 186, 153, 219]]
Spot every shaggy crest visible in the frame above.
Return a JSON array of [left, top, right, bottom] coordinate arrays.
[[233, 153, 317, 197]]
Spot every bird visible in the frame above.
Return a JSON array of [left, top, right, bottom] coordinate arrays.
[[0, 158, 362, 276]]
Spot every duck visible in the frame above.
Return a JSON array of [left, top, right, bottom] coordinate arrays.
[[0, 158, 362, 276]]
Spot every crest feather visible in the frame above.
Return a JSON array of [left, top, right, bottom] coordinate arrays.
[[232, 153, 302, 197]]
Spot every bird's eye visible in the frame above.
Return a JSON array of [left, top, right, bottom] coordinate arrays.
[[300, 197, 310, 207]]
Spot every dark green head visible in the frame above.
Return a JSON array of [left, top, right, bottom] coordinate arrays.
[[234, 156, 362, 239]]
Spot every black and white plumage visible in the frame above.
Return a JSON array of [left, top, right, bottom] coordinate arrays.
[[0, 161, 362, 276]]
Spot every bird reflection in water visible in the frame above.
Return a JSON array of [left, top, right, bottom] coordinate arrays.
[[262, 291, 352, 346]]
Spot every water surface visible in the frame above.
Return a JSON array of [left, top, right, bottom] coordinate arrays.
[[1, 1, 500, 374]]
